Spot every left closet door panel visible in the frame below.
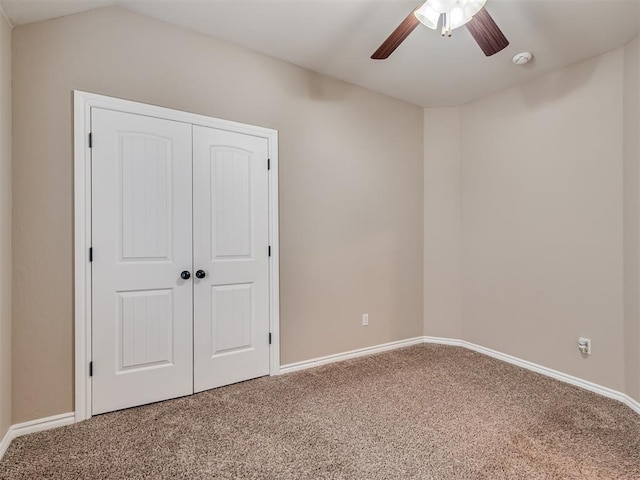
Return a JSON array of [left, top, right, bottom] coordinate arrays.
[[91, 108, 194, 415]]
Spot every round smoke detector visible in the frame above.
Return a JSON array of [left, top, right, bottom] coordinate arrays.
[[512, 52, 534, 66]]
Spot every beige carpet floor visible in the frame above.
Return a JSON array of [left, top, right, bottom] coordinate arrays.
[[1, 344, 639, 479]]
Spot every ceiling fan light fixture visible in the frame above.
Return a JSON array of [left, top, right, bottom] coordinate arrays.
[[414, 0, 487, 36], [414, 3, 440, 30], [448, 6, 468, 30]]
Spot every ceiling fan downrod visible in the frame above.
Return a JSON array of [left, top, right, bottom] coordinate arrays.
[[441, 12, 452, 37]]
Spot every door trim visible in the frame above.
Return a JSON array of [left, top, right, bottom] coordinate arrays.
[[73, 90, 280, 422]]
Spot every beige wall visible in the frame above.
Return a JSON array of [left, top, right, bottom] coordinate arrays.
[[11, 3, 637, 425], [460, 49, 626, 392], [624, 35, 640, 402], [0, 9, 11, 441], [11, 6, 423, 423], [423, 108, 461, 338], [425, 44, 640, 401]]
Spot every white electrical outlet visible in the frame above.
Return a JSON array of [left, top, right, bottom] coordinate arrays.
[[362, 314, 369, 326], [578, 337, 591, 355]]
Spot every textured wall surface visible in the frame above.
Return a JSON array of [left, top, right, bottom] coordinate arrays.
[[423, 108, 461, 339], [460, 49, 626, 393], [624, 34, 640, 402], [0, 9, 11, 442]]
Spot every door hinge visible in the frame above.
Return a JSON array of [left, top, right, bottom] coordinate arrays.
[[88, 132, 93, 148], [89, 361, 93, 377], [268, 245, 271, 257], [269, 333, 272, 345], [267, 158, 270, 170], [89, 247, 93, 262]]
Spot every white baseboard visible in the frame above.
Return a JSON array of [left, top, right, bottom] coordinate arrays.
[[427, 337, 640, 416], [0, 412, 75, 460], [623, 396, 640, 414], [279, 337, 425, 374], [422, 335, 464, 347], [1, 336, 638, 461], [0, 426, 11, 460], [281, 334, 640, 415]]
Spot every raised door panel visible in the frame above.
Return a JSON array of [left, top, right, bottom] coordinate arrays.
[[211, 148, 253, 259], [120, 135, 172, 261], [118, 289, 173, 371], [211, 284, 253, 355]]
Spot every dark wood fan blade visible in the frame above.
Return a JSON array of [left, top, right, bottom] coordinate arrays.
[[466, 7, 509, 56], [371, 5, 422, 60]]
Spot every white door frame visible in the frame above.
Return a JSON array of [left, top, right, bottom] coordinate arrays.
[[73, 90, 280, 422]]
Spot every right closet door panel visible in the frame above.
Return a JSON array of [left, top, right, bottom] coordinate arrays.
[[192, 125, 271, 393]]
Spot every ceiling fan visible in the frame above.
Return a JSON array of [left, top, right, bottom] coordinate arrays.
[[371, 0, 509, 59]]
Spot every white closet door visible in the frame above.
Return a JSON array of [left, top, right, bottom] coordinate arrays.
[[193, 126, 270, 392], [91, 108, 193, 415]]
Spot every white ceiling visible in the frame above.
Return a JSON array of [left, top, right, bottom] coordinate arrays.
[[2, 0, 640, 107]]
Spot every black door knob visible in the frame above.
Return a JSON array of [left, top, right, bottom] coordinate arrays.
[[180, 270, 191, 280], [195, 270, 206, 279]]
